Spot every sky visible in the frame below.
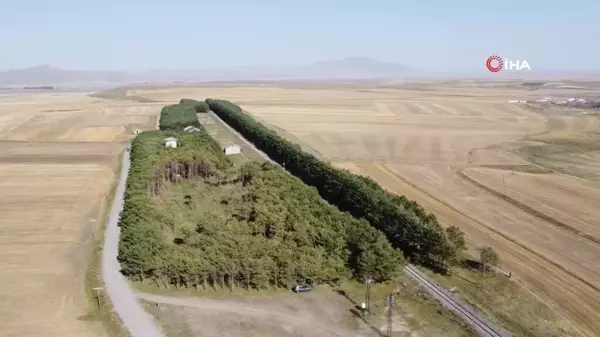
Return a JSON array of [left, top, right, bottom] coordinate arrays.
[[0, 0, 598, 72]]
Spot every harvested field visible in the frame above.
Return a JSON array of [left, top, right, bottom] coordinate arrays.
[[520, 115, 600, 179], [133, 83, 600, 336], [0, 91, 161, 337], [132, 85, 546, 166], [460, 167, 600, 243], [335, 161, 598, 336]]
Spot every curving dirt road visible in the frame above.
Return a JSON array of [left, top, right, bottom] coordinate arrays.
[[102, 148, 166, 337]]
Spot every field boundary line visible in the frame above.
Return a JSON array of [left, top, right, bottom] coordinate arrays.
[[371, 163, 600, 296], [456, 167, 600, 246]]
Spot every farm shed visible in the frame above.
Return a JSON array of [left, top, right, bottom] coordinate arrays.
[[164, 137, 178, 148], [224, 144, 241, 155]]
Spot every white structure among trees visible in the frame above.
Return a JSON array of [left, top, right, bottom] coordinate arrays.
[[164, 137, 178, 148], [183, 125, 200, 132], [224, 144, 241, 155]]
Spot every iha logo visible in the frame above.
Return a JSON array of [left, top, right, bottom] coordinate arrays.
[[486, 55, 531, 72]]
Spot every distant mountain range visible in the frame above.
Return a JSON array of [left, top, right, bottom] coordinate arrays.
[[0, 58, 426, 87], [0, 58, 597, 88]]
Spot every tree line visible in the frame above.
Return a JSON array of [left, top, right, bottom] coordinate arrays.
[[157, 99, 207, 131], [179, 98, 210, 113], [205, 98, 466, 269], [117, 101, 404, 290]]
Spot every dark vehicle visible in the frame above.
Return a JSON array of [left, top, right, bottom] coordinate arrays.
[[293, 285, 312, 293]]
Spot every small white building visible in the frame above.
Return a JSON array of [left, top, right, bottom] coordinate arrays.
[[183, 125, 200, 133], [224, 144, 241, 155], [164, 137, 178, 148], [133, 129, 141, 135]]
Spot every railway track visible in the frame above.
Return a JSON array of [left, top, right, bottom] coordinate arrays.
[[404, 264, 511, 337]]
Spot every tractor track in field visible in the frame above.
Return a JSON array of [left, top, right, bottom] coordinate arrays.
[[455, 167, 600, 247]]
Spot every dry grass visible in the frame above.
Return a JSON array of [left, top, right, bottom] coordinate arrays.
[[133, 83, 600, 337], [0, 91, 161, 337], [138, 286, 372, 337], [460, 167, 600, 243], [138, 281, 475, 337]]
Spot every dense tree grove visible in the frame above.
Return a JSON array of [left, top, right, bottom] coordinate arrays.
[[118, 103, 403, 289], [158, 101, 203, 131], [179, 98, 210, 113], [206, 98, 461, 269]]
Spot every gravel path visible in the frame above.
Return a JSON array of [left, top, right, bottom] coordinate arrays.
[[102, 148, 166, 337], [208, 111, 275, 165], [139, 292, 361, 337]]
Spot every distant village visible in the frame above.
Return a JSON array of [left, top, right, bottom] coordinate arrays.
[[509, 97, 600, 110]]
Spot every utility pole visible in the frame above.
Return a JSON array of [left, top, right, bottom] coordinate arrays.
[[89, 219, 97, 239], [386, 293, 395, 337], [364, 276, 372, 315], [502, 173, 507, 198], [93, 287, 104, 309]]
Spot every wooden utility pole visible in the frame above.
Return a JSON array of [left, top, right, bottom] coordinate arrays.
[[364, 276, 372, 315], [93, 287, 104, 309]]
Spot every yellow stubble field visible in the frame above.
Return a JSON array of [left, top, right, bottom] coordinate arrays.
[[134, 83, 600, 336], [0, 91, 162, 337]]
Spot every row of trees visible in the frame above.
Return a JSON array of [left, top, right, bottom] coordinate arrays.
[[158, 99, 204, 131], [118, 102, 404, 289], [205, 98, 466, 269], [179, 98, 210, 113]]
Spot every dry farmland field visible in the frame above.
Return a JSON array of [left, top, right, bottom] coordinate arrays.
[[0, 91, 161, 337], [132, 82, 600, 336]]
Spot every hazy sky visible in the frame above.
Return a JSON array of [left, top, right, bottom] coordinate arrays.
[[1, 0, 598, 71]]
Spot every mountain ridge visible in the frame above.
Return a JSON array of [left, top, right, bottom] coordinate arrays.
[[2, 58, 598, 87], [0, 57, 425, 86]]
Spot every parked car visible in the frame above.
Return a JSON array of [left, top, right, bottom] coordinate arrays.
[[293, 285, 312, 293]]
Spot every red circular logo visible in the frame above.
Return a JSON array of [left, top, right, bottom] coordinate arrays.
[[486, 55, 503, 72]]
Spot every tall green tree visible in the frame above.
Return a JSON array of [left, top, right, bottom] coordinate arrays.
[[480, 247, 500, 273]]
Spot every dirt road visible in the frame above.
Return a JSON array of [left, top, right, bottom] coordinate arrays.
[[139, 292, 368, 337], [102, 149, 166, 337]]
